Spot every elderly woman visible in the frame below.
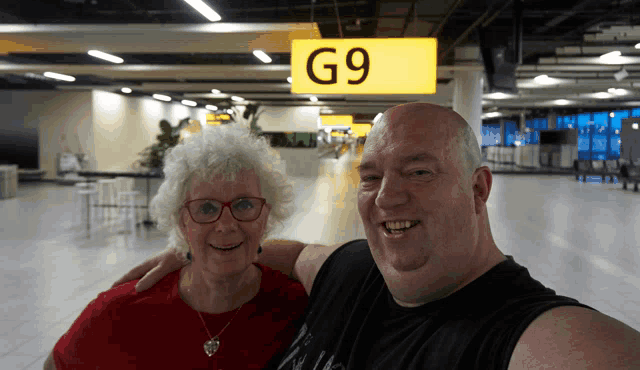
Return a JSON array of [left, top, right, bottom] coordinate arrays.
[[46, 125, 308, 369]]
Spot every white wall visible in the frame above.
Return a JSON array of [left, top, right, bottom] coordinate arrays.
[[0, 91, 95, 179], [91, 90, 210, 172], [258, 106, 320, 132]]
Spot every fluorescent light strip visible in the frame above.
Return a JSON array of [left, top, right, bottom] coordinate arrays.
[[121, 87, 132, 93], [226, 109, 233, 114], [231, 96, 244, 102], [206, 105, 218, 111], [252, 50, 272, 64], [153, 94, 171, 102], [600, 51, 621, 59], [181, 100, 197, 107], [88, 50, 124, 64], [183, 0, 221, 22], [43, 72, 75, 82], [310, 96, 318, 102], [211, 89, 221, 94]]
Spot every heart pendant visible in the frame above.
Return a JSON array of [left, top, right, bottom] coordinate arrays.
[[204, 337, 220, 357]]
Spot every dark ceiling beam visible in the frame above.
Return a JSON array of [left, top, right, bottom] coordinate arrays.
[[532, 0, 601, 35], [0, 9, 27, 23], [555, 0, 640, 41], [117, 0, 162, 22], [429, 0, 465, 38], [399, 0, 418, 38]]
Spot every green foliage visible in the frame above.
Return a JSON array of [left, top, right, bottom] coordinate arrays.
[[134, 118, 189, 171]]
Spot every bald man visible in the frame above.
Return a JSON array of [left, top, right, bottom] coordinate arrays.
[[110, 103, 640, 370]]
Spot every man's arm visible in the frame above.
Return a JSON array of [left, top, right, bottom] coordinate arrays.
[[509, 306, 640, 369], [260, 240, 344, 295]]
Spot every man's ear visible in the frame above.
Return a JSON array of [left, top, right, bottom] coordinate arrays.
[[472, 166, 493, 215]]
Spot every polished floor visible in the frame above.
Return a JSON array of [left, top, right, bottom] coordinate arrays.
[[2, 149, 640, 369]]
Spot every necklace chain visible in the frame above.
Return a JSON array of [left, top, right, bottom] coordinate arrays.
[[196, 303, 244, 357]]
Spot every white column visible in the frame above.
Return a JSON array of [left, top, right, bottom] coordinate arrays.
[[452, 70, 483, 148]]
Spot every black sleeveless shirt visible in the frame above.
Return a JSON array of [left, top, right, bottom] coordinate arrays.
[[271, 239, 596, 370]]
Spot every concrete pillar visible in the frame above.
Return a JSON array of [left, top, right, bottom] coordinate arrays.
[[452, 70, 483, 148]]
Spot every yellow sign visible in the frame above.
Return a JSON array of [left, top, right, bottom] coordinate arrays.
[[351, 123, 372, 137], [320, 115, 353, 127], [331, 131, 345, 137], [291, 38, 437, 95], [206, 114, 231, 121]]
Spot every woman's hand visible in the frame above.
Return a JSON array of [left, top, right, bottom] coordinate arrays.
[[112, 248, 188, 292]]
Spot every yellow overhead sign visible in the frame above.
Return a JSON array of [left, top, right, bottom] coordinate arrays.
[[351, 123, 372, 137], [320, 115, 353, 127], [206, 114, 231, 121], [331, 131, 345, 137], [291, 38, 437, 95]]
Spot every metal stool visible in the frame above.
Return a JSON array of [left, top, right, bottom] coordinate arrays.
[[117, 191, 140, 234], [72, 182, 97, 225], [97, 179, 117, 223], [77, 189, 98, 238]]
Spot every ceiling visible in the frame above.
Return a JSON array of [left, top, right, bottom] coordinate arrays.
[[0, 0, 639, 121]]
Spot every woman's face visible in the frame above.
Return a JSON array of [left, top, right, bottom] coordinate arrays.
[[179, 169, 270, 278]]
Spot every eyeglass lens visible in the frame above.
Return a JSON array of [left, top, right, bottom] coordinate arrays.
[[188, 198, 263, 222]]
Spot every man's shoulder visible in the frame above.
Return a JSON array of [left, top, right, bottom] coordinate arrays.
[[95, 269, 181, 310], [509, 305, 640, 369]]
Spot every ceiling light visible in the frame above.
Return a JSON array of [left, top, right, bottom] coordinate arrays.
[[613, 88, 628, 96], [226, 109, 233, 114], [600, 51, 621, 59], [43, 72, 75, 82], [373, 113, 383, 123], [636, 43, 640, 49], [88, 50, 123, 64], [608, 88, 616, 93], [609, 112, 615, 118], [533, 74, 556, 85], [594, 92, 610, 99], [485, 92, 510, 99], [309, 96, 318, 102], [485, 112, 502, 118], [121, 87, 132, 94], [252, 50, 272, 64], [211, 89, 221, 94], [205, 105, 217, 111], [287, 77, 293, 84], [181, 99, 197, 107], [231, 96, 244, 102], [633, 123, 638, 130], [183, 0, 221, 22], [554, 99, 570, 105], [153, 94, 171, 102]]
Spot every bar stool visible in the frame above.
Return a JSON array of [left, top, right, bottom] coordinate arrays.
[[97, 179, 117, 223], [77, 189, 99, 238], [72, 182, 97, 226], [117, 191, 140, 234]]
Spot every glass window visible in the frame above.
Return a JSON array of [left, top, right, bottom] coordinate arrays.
[[482, 124, 501, 146], [504, 121, 518, 146]]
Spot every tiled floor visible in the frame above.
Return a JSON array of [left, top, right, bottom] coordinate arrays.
[[2, 150, 640, 369]]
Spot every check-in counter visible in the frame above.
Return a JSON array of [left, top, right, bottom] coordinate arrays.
[[0, 165, 18, 199]]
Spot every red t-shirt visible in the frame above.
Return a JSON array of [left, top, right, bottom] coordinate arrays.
[[53, 264, 308, 369]]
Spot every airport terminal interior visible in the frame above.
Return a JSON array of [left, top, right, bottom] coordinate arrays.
[[2, 0, 640, 368]]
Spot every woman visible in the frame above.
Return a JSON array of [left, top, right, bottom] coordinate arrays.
[[47, 125, 308, 369]]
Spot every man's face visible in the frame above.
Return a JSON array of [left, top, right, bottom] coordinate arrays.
[[357, 104, 480, 278]]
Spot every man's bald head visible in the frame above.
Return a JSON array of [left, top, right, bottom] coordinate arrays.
[[371, 103, 482, 176]]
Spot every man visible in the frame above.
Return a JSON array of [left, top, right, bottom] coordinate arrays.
[[112, 103, 640, 369]]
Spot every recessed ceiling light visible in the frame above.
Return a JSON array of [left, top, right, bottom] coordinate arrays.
[[183, 0, 221, 22], [226, 109, 233, 114], [181, 99, 197, 107], [554, 99, 570, 105], [211, 89, 221, 94], [533, 75, 557, 85], [594, 92, 610, 99], [484, 112, 502, 118], [88, 50, 123, 64], [121, 87, 132, 94], [153, 94, 171, 102], [608, 88, 617, 93], [485, 92, 511, 99], [636, 43, 640, 49], [206, 105, 218, 111], [252, 50, 272, 64], [231, 96, 244, 102], [600, 51, 621, 59], [287, 77, 293, 84], [632, 123, 639, 130], [309, 96, 318, 102], [43, 72, 75, 82]]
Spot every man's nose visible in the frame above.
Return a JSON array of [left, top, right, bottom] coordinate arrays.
[[375, 175, 409, 209]]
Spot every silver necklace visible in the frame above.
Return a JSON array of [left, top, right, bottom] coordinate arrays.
[[196, 304, 244, 357]]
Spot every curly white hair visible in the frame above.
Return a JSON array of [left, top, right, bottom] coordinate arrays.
[[149, 125, 293, 257]]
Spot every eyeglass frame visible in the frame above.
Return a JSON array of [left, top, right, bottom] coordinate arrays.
[[182, 197, 267, 224]]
